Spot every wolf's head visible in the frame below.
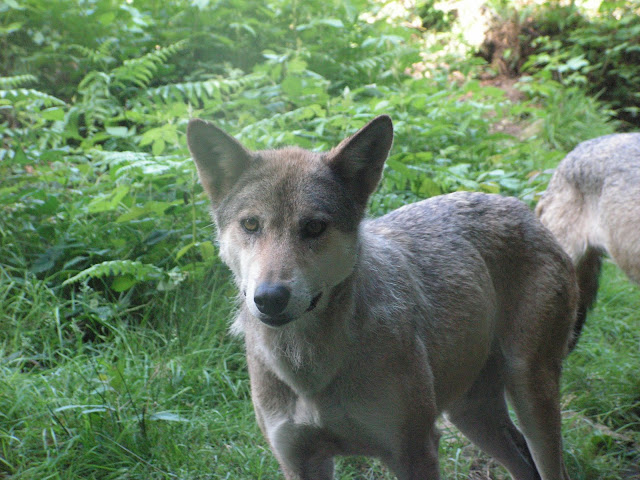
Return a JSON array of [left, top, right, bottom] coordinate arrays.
[[187, 116, 393, 327]]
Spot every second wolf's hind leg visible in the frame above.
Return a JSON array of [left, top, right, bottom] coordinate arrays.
[[447, 355, 541, 480], [607, 236, 640, 285], [571, 247, 603, 350]]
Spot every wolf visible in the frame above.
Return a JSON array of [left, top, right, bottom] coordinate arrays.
[[536, 133, 640, 350], [187, 115, 577, 480]]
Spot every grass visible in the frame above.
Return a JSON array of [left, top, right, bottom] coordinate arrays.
[[561, 262, 640, 480], [1, 254, 639, 479]]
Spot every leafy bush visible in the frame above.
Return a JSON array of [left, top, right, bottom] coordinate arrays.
[[516, 0, 640, 127], [1, 0, 618, 349]]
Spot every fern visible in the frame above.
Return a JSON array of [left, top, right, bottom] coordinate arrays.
[[66, 41, 117, 68], [74, 71, 119, 134], [112, 40, 188, 88], [144, 72, 268, 104], [0, 88, 65, 107], [91, 150, 191, 179], [69, 41, 189, 134], [62, 260, 164, 286], [0, 75, 66, 109], [92, 150, 153, 166], [113, 158, 191, 178], [0, 75, 38, 88]]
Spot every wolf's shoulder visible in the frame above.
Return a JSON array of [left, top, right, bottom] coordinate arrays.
[[568, 132, 640, 157]]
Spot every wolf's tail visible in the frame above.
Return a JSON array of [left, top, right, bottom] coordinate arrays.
[[569, 247, 603, 351]]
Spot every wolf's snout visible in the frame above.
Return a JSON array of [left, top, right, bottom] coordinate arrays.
[[254, 283, 291, 316]]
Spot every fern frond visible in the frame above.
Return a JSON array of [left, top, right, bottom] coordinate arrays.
[[75, 71, 119, 134], [0, 88, 65, 107], [353, 47, 412, 71], [112, 40, 189, 88], [62, 260, 164, 286], [92, 150, 185, 165], [0, 75, 38, 88], [67, 42, 116, 66], [92, 150, 153, 165], [91, 150, 191, 179], [113, 158, 192, 177], [78, 71, 111, 94], [144, 72, 269, 104]]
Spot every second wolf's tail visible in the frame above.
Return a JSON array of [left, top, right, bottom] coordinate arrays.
[[570, 247, 603, 351]]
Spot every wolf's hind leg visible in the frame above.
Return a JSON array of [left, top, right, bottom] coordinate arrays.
[[505, 360, 570, 480], [388, 425, 442, 480], [570, 247, 603, 350], [446, 355, 541, 480]]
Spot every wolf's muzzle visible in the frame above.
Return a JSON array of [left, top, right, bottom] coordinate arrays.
[[253, 287, 323, 327], [254, 283, 291, 317]]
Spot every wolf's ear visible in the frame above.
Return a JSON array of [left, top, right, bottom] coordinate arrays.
[[325, 115, 393, 206], [187, 119, 252, 205]]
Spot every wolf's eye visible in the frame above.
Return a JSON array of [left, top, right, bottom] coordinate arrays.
[[302, 219, 327, 238], [241, 217, 260, 233]]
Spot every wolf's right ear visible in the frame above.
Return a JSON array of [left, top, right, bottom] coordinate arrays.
[[325, 115, 393, 207], [187, 119, 253, 205]]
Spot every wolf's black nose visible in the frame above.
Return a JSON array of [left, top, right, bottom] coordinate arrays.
[[254, 283, 291, 316]]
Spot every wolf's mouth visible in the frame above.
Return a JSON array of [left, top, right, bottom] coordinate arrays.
[[256, 292, 323, 327], [306, 292, 322, 312]]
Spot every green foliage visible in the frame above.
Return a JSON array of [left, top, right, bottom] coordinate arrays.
[[0, 0, 637, 478], [417, 0, 455, 31], [521, 0, 640, 126], [62, 260, 165, 293]]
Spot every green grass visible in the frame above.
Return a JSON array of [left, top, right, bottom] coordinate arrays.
[[2, 259, 638, 479], [561, 263, 640, 480]]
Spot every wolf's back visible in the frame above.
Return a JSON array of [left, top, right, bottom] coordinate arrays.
[[552, 133, 640, 194]]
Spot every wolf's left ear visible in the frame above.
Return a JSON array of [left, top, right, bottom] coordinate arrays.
[[187, 119, 253, 206], [325, 115, 393, 206]]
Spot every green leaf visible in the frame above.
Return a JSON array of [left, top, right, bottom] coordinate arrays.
[[296, 18, 344, 31], [175, 242, 197, 261], [566, 56, 589, 71], [87, 185, 130, 213], [281, 76, 304, 97], [199, 241, 216, 261], [152, 138, 166, 155], [115, 201, 178, 223], [418, 177, 441, 197], [41, 107, 65, 121], [62, 260, 163, 286], [12, 147, 29, 165], [287, 58, 308, 74], [31, 247, 65, 274], [148, 411, 189, 422], [111, 274, 138, 292], [105, 126, 130, 137], [0, 22, 23, 35], [98, 11, 116, 25], [387, 158, 418, 180]]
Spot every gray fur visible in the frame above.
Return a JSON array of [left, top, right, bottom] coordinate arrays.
[[537, 133, 640, 349], [187, 116, 577, 480]]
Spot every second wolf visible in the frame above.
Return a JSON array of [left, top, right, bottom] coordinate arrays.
[[537, 133, 640, 349], [188, 115, 577, 480]]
